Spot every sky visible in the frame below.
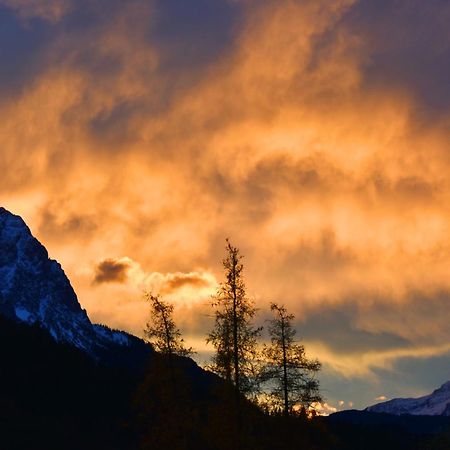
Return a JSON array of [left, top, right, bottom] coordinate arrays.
[[1, 0, 449, 412]]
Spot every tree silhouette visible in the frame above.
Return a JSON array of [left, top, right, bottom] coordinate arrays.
[[261, 303, 321, 416], [207, 240, 261, 397], [144, 293, 193, 357]]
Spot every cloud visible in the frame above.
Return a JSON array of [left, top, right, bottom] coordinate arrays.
[[93, 258, 132, 285], [309, 340, 450, 379], [0, 0, 72, 22], [37, 207, 97, 242], [0, 0, 449, 405], [160, 272, 214, 294], [294, 303, 412, 356], [311, 402, 338, 416], [344, 0, 450, 113]]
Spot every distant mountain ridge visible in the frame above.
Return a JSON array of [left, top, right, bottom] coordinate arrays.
[[366, 381, 450, 416], [0, 207, 150, 363]]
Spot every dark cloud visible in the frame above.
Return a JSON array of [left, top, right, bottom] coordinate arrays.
[[38, 208, 97, 241], [356, 291, 450, 346], [239, 154, 345, 209], [0, 5, 50, 100], [360, 172, 437, 205], [0, 0, 243, 151], [161, 273, 212, 294], [150, 0, 241, 69], [93, 258, 131, 284], [291, 290, 450, 355], [290, 303, 412, 355], [343, 0, 450, 114]]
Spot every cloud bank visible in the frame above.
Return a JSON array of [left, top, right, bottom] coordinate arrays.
[[1, 0, 449, 407]]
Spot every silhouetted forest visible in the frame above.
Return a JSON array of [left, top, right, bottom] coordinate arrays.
[[1, 314, 449, 450]]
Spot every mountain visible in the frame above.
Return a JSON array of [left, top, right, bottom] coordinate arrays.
[[365, 381, 450, 416], [0, 206, 150, 363]]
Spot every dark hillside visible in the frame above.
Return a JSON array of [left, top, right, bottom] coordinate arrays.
[[3, 311, 449, 450], [0, 313, 335, 450], [324, 410, 450, 450], [0, 314, 139, 450]]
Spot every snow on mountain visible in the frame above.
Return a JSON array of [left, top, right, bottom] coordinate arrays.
[[366, 381, 450, 416], [0, 207, 132, 356]]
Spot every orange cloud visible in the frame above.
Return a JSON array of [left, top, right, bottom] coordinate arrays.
[[1, 0, 449, 382]]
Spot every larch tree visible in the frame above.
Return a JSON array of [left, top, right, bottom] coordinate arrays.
[[144, 293, 193, 357], [207, 239, 261, 397], [137, 293, 196, 449], [261, 303, 321, 416]]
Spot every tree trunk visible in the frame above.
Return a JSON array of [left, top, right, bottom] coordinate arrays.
[[281, 318, 289, 417], [232, 276, 240, 393], [231, 253, 241, 449]]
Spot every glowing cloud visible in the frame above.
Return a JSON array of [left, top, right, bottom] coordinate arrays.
[[0, 0, 449, 406]]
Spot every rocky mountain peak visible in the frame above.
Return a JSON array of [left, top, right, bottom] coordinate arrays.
[[0, 207, 133, 356]]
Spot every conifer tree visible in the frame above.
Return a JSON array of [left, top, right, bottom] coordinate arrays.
[[207, 240, 261, 397], [261, 303, 321, 416], [144, 293, 193, 357]]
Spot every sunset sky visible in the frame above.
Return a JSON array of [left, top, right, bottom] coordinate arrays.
[[1, 0, 450, 411]]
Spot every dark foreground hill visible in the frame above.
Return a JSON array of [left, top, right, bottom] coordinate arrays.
[[324, 409, 450, 450], [0, 313, 136, 450], [1, 316, 448, 450], [0, 313, 337, 450]]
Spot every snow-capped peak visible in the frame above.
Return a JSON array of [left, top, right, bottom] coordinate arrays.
[[0, 207, 130, 355], [366, 381, 450, 416]]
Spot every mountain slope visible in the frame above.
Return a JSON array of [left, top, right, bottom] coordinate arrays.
[[366, 381, 450, 416], [0, 207, 149, 361], [0, 313, 138, 450]]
